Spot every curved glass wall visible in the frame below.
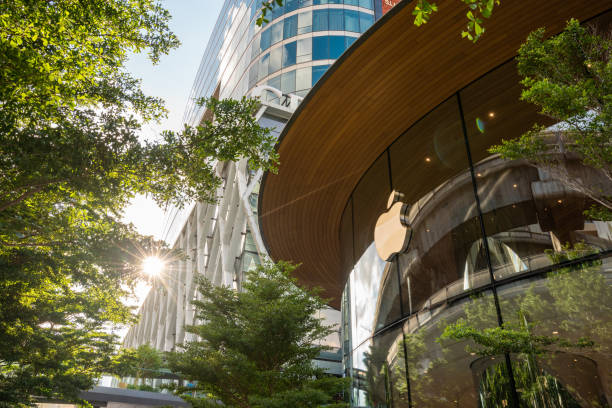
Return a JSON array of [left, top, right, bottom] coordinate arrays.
[[340, 30, 612, 407], [249, 7, 373, 99], [184, 0, 376, 126]]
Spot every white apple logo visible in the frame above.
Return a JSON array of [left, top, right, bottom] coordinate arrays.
[[374, 191, 412, 261]]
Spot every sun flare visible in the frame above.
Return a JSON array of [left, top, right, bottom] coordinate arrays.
[[142, 256, 164, 277]]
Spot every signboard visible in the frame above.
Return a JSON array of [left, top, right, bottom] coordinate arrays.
[[250, 85, 303, 111], [382, 0, 399, 15]]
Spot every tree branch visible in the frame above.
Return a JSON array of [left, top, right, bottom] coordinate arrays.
[[0, 185, 46, 213]]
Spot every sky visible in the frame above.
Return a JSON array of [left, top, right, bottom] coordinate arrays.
[[116, 0, 224, 332], [122, 0, 224, 243]]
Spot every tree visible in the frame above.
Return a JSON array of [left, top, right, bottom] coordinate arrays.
[[113, 344, 164, 384], [111, 344, 167, 392], [166, 262, 348, 408], [490, 19, 612, 219], [258, 0, 500, 42], [0, 1, 277, 405]]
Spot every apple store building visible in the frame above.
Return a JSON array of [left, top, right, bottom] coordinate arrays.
[[258, 1, 612, 407]]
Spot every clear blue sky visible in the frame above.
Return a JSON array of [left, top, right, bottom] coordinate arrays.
[[122, 0, 225, 241], [116, 1, 226, 320]]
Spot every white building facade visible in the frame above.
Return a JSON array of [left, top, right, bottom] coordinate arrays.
[[121, 0, 386, 377]]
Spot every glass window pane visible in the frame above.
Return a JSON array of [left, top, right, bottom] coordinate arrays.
[[359, 12, 374, 32], [313, 9, 329, 31], [328, 0, 342, 3], [344, 9, 360, 32], [244, 231, 258, 253], [258, 52, 269, 80], [267, 75, 280, 88], [359, 0, 373, 9], [349, 326, 409, 407], [271, 1, 284, 19], [260, 28, 271, 51], [299, 0, 312, 7], [296, 37, 312, 63], [345, 36, 356, 48], [268, 47, 282, 74], [352, 154, 390, 261], [249, 64, 258, 88], [282, 41, 297, 68], [281, 70, 296, 93], [463, 62, 557, 278], [344, 0, 359, 6], [296, 66, 312, 91], [329, 9, 344, 31], [312, 36, 329, 60], [285, 0, 299, 12], [270, 22, 283, 45], [297, 11, 312, 34], [390, 97, 481, 309], [314, 0, 329, 4], [283, 15, 297, 39], [312, 64, 329, 85], [406, 291, 496, 406], [266, 75, 281, 103], [251, 33, 260, 60], [329, 35, 345, 59]]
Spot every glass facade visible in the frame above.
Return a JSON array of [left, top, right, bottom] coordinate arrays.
[[182, 0, 375, 127], [340, 56, 612, 407], [167, 0, 379, 244]]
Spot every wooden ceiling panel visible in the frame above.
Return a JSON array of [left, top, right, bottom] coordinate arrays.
[[259, 0, 611, 309]]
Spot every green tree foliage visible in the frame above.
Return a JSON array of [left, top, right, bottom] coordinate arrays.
[[0, 1, 277, 405], [112, 344, 164, 384], [490, 19, 612, 217], [166, 262, 348, 408], [258, 0, 499, 42]]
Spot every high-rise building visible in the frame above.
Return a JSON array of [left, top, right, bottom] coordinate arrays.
[[123, 0, 384, 380], [257, 1, 612, 407]]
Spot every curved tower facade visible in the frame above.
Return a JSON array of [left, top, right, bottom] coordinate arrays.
[[183, 0, 377, 128]]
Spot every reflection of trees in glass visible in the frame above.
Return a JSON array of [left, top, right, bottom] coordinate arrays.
[[363, 245, 610, 406], [364, 243, 611, 406], [478, 357, 581, 408], [362, 334, 409, 407], [395, 328, 477, 406], [394, 332, 434, 406], [440, 243, 611, 406], [362, 339, 391, 407]]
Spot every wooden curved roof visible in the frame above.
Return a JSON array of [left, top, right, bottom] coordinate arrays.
[[258, 0, 610, 309]]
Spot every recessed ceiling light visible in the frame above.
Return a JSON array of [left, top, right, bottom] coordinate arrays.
[[425, 157, 431, 163], [488, 112, 495, 118]]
